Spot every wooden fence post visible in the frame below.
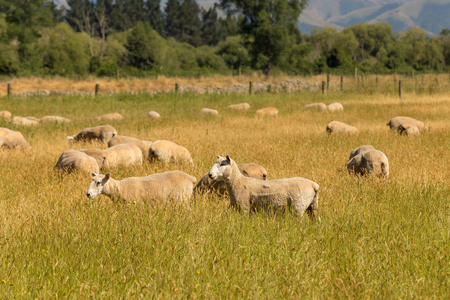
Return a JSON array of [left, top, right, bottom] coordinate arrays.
[[354, 67, 358, 80], [398, 80, 402, 99], [175, 83, 179, 93], [249, 81, 252, 94], [326, 75, 330, 91], [95, 84, 100, 96], [7, 83, 11, 97], [321, 81, 325, 94], [340, 76, 343, 92]]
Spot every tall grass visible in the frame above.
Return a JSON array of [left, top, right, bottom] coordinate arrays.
[[0, 88, 449, 298]]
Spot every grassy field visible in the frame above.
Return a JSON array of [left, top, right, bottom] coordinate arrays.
[[0, 86, 449, 298]]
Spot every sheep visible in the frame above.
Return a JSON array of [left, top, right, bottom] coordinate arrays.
[[201, 108, 218, 116], [149, 140, 193, 164], [208, 155, 320, 220], [327, 103, 344, 112], [80, 143, 143, 169], [387, 116, 426, 131], [326, 121, 358, 135], [228, 103, 250, 110], [40, 116, 71, 124], [0, 127, 32, 149], [55, 149, 99, 174], [12, 116, 40, 126], [194, 163, 268, 195], [78, 148, 109, 169], [397, 122, 420, 136], [148, 111, 161, 119], [349, 145, 375, 160], [108, 135, 153, 157], [346, 148, 389, 177], [68, 125, 117, 143], [96, 113, 124, 121], [304, 103, 327, 111], [254, 107, 278, 117], [0, 111, 12, 120], [86, 171, 197, 203]]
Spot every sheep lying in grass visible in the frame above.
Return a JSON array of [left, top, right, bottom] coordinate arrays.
[[201, 108, 218, 116], [80, 143, 142, 169], [55, 150, 99, 174], [195, 163, 268, 195], [0, 111, 12, 120], [255, 107, 278, 117], [68, 125, 117, 143], [208, 155, 319, 219], [149, 140, 193, 163], [304, 103, 327, 111], [346, 146, 389, 177], [40, 116, 71, 124], [397, 122, 420, 136], [228, 103, 250, 110], [86, 171, 197, 203], [12, 116, 40, 126], [326, 121, 358, 135], [96, 113, 124, 121], [108, 135, 152, 157], [0, 127, 32, 149], [387, 116, 426, 131], [148, 111, 161, 119], [327, 103, 344, 112]]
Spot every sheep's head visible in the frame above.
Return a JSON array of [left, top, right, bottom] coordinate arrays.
[[208, 155, 233, 180], [86, 172, 111, 199]]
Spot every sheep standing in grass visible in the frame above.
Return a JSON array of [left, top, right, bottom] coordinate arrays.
[[40, 116, 71, 124], [96, 113, 124, 121], [254, 107, 278, 117], [201, 108, 218, 116], [12, 116, 40, 126], [0, 111, 12, 120], [108, 135, 152, 157], [195, 163, 268, 194], [80, 143, 142, 168], [148, 111, 161, 119], [304, 103, 327, 111], [397, 122, 420, 136], [86, 171, 197, 203], [149, 140, 193, 163], [55, 150, 99, 174], [326, 121, 358, 135], [346, 147, 389, 177], [0, 127, 32, 149], [78, 148, 109, 169], [68, 125, 117, 143], [208, 155, 319, 219], [327, 103, 344, 112], [387, 116, 426, 131], [228, 103, 250, 110]]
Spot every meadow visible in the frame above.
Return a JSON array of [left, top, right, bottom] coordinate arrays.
[[0, 81, 449, 298]]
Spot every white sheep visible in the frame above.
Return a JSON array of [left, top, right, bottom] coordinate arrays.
[[0, 111, 12, 120], [254, 107, 278, 117], [228, 103, 250, 110], [346, 148, 389, 177], [77, 148, 109, 169], [327, 103, 344, 112], [68, 125, 117, 143], [108, 135, 152, 157], [326, 121, 358, 135], [0, 127, 32, 149], [349, 145, 375, 160], [96, 113, 124, 121], [40, 116, 71, 124], [149, 140, 193, 163], [80, 143, 142, 169], [12, 116, 40, 126], [209, 155, 319, 219], [397, 122, 420, 136], [194, 163, 268, 194], [147, 111, 161, 119], [86, 171, 197, 203], [387, 116, 426, 131], [304, 103, 327, 111], [55, 149, 99, 174], [201, 108, 219, 116]]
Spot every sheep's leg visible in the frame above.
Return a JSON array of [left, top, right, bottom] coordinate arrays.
[[306, 190, 320, 222]]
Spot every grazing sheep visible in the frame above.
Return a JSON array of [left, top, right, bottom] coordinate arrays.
[[201, 108, 218, 116], [96, 113, 124, 121], [86, 171, 197, 203], [347, 149, 389, 177], [397, 122, 420, 136], [147, 111, 161, 119], [326, 121, 359, 135], [194, 163, 268, 194], [40, 116, 71, 124], [149, 140, 193, 163], [387, 116, 426, 131], [78, 148, 109, 169], [0, 127, 32, 149], [55, 150, 99, 174], [0, 111, 12, 120], [254, 107, 278, 117], [12, 116, 40, 126], [209, 155, 319, 219], [304, 103, 327, 111], [327, 103, 344, 112], [80, 143, 142, 169], [108, 135, 152, 157], [68, 125, 117, 143], [228, 103, 250, 110], [349, 145, 375, 160]]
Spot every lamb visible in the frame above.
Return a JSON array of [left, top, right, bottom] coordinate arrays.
[[228, 103, 250, 110], [0, 111, 12, 120], [55, 150, 99, 174], [208, 155, 319, 219], [80, 143, 143, 168], [149, 140, 193, 163], [326, 121, 358, 135], [254, 107, 278, 117], [346, 148, 389, 177], [12, 116, 40, 126], [68, 125, 117, 143], [108, 135, 153, 157], [194, 163, 268, 194], [327, 103, 344, 112], [86, 171, 197, 203], [304, 103, 327, 111], [349, 145, 375, 160], [397, 122, 420, 136], [96, 113, 124, 121], [387, 116, 426, 131], [0, 127, 32, 149], [147, 111, 161, 119], [40, 116, 71, 124], [201, 108, 218, 116]]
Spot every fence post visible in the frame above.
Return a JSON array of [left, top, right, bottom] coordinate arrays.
[[95, 84, 100, 96], [175, 83, 179, 93], [326, 75, 330, 91], [354, 67, 357, 80], [376, 76, 379, 90], [340, 76, 343, 92], [321, 81, 325, 94], [249, 81, 252, 94], [116, 69, 120, 80], [398, 80, 402, 99], [7, 83, 11, 97]]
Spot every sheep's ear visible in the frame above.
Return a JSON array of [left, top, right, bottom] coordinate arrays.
[[91, 172, 97, 177], [216, 155, 221, 159], [104, 173, 111, 180], [226, 154, 232, 164]]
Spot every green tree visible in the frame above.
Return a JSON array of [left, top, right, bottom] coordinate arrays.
[[147, 0, 164, 36]]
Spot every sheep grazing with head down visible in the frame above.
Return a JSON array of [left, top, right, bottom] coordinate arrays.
[[0, 111, 12, 120], [68, 125, 117, 143], [0, 127, 32, 149], [12, 116, 40, 126], [195, 163, 268, 195], [86, 171, 197, 203], [327, 103, 344, 112], [147, 111, 161, 119], [208, 155, 319, 219], [96, 113, 124, 122], [397, 122, 420, 136], [40, 116, 71, 124], [79, 143, 143, 169], [201, 108, 218, 116], [304, 103, 327, 111], [326, 121, 358, 135], [346, 146, 389, 177], [254, 107, 278, 117], [387, 116, 426, 131], [149, 140, 193, 164], [228, 103, 250, 110], [108, 135, 152, 158], [55, 149, 99, 174]]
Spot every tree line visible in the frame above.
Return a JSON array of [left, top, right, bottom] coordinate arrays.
[[0, 0, 449, 78]]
